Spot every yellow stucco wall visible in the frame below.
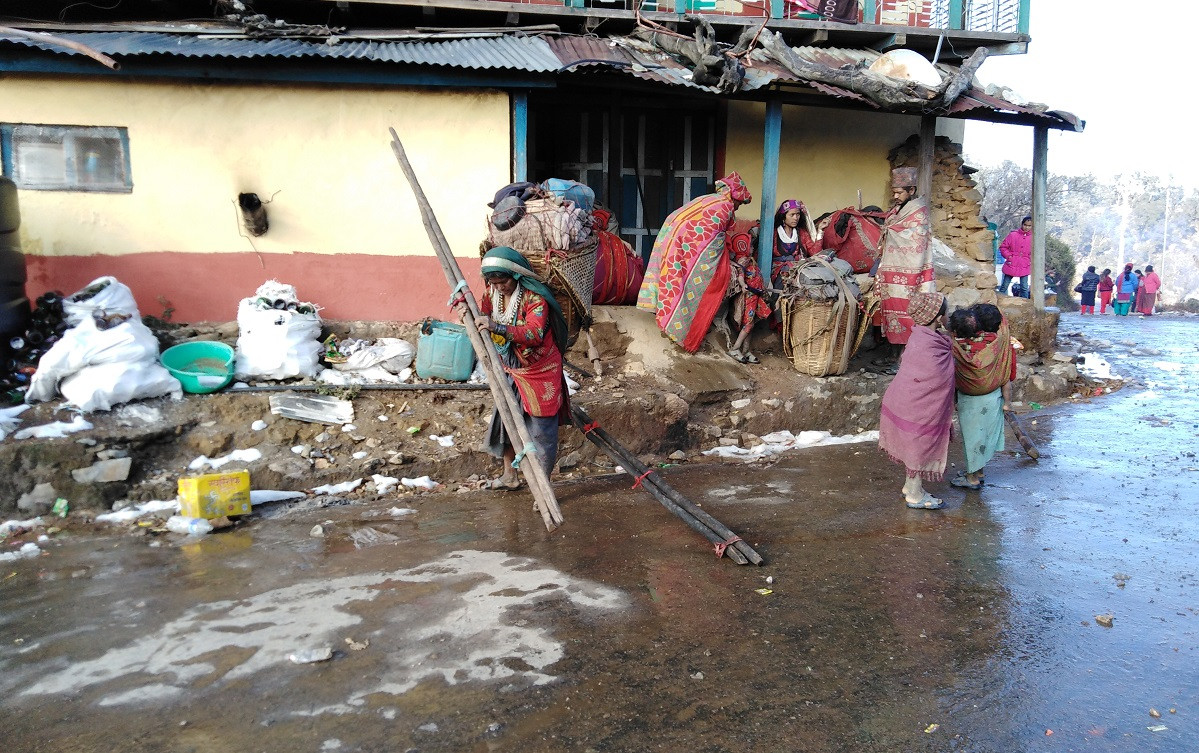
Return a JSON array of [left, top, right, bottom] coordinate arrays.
[[1, 76, 510, 259], [724, 101, 964, 218]]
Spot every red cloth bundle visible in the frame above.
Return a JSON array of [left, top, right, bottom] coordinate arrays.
[[822, 208, 885, 273], [591, 209, 645, 305]]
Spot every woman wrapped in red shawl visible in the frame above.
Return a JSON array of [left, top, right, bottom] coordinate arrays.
[[470, 246, 569, 491], [878, 292, 954, 510], [874, 167, 935, 353], [726, 219, 772, 364], [770, 199, 822, 288], [638, 172, 752, 352]]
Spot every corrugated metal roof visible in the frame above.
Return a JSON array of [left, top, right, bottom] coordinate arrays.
[[0, 30, 563, 72], [0, 28, 1079, 127]]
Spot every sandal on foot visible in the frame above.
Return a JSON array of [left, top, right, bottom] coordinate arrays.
[[950, 472, 982, 491], [479, 477, 523, 491], [905, 493, 944, 509], [727, 348, 749, 364], [743, 352, 760, 364]]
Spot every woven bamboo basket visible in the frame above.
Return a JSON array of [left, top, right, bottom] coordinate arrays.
[[481, 232, 598, 348], [780, 294, 859, 377]]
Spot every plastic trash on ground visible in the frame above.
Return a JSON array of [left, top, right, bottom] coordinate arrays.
[[165, 516, 213, 536], [0, 516, 44, 536], [61, 276, 139, 327]]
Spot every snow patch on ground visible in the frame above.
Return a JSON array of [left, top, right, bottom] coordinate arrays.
[[18, 550, 627, 711]]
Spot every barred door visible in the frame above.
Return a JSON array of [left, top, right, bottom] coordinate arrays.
[[618, 108, 715, 264]]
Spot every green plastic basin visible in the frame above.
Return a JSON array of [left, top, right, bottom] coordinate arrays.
[[160, 341, 236, 394]]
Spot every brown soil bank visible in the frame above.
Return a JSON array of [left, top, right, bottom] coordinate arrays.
[[1, 304, 1098, 517]]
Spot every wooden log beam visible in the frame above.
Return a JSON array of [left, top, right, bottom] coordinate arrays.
[[573, 405, 763, 565], [389, 128, 564, 531], [1004, 409, 1041, 459]]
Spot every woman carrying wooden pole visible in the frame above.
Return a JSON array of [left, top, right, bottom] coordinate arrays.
[[388, 129, 563, 530], [468, 248, 572, 493]]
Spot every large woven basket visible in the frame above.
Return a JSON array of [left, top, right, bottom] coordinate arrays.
[[780, 296, 858, 376], [481, 229, 598, 348]]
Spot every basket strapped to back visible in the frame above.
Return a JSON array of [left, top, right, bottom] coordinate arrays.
[[780, 256, 862, 377], [484, 199, 598, 346]]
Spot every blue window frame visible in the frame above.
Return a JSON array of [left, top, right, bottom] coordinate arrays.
[[0, 123, 132, 193]]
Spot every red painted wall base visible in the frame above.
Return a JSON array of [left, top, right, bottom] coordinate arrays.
[[25, 251, 483, 323]]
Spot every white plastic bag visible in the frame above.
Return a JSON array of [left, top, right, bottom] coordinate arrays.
[[26, 317, 178, 408], [62, 276, 140, 326], [332, 338, 414, 373], [234, 298, 322, 380]]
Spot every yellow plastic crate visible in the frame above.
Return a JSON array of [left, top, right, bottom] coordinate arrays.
[[178, 470, 251, 519]]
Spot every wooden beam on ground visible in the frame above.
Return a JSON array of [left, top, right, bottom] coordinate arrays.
[[573, 405, 763, 565]]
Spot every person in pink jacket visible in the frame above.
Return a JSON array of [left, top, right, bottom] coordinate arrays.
[[997, 216, 1032, 298], [1137, 264, 1162, 315]]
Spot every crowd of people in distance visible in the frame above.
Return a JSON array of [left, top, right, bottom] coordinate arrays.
[[1074, 262, 1161, 316]]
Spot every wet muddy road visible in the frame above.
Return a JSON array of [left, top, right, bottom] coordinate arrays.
[[2, 313, 1197, 753]]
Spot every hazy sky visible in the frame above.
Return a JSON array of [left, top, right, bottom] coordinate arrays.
[[962, 0, 1198, 189]]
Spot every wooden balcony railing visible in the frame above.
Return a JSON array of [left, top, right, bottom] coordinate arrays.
[[551, 0, 1029, 34]]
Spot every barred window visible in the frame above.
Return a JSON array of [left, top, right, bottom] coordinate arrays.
[[0, 124, 131, 193]]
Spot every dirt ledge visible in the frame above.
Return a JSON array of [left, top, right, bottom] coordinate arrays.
[[1, 306, 1103, 518]]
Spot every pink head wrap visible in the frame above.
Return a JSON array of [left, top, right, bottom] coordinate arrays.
[[715, 172, 752, 205]]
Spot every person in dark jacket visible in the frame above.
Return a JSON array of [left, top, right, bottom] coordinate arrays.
[[1077, 265, 1101, 314]]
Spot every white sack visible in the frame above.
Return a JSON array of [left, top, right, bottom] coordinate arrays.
[[62, 276, 140, 326], [60, 361, 182, 412], [27, 317, 166, 404], [234, 298, 322, 380]]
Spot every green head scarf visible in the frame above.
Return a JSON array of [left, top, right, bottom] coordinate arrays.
[[481, 246, 568, 354]]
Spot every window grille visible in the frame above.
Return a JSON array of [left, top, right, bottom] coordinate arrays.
[[0, 124, 131, 193]]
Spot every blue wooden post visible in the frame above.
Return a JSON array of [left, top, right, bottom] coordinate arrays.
[[1018, 0, 1031, 34], [948, 0, 964, 29], [863, 0, 877, 24], [675, 0, 686, 13], [757, 99, 782, 282], [512, 90, 528, 182], [770, 0, 782, 19]]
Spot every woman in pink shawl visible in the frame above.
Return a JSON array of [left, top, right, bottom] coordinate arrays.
[[878, 291, 955, 509]]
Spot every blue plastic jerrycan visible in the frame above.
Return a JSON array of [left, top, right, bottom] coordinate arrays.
[[415, 319, 476, 381]]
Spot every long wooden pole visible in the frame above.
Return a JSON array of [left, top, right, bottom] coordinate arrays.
[[1004, 410, 1041, 460], [389, 128, 563, 530], [573, 406, 763, 565]]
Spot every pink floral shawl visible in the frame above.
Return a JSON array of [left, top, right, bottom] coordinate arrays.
[[878, 325, 956, 480]]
